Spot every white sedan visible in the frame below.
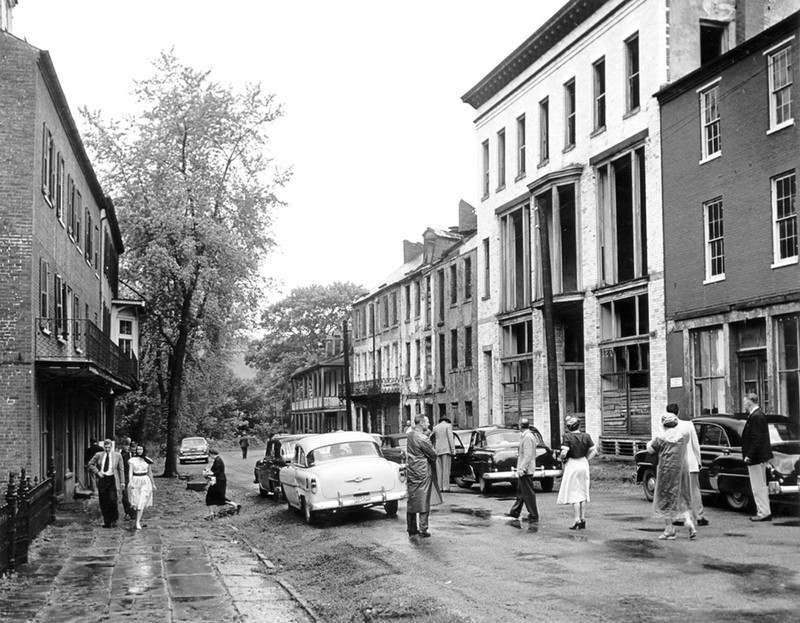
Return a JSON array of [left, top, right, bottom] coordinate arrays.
[[279, 431, 407, 524]]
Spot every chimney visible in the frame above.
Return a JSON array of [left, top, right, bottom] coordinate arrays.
[[458, 199, 477, 232], [1, 0, 18, 33], [403, 240, 423, 263]]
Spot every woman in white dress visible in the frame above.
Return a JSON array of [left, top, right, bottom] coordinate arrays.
[[557, 416, 597, 530], [127, 444, 156, 530]]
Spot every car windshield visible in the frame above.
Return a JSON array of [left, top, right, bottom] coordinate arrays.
[[280, 442, 297, 460], [181, 438, 205, 449], [484, 430, 520, 445], [308, 441, 380, 464], [769, 422, 800, 443]]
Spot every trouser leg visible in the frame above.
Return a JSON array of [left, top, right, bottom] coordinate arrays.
[[406, 512, 418, 535], [748, 463, 771, 517], [418, 512, 429, 534], [519, 475, 539, 521], [508, 489, 524, 518], [440, 454, 451, 491], [435, 456, 445, 490], [690, 472, 704, 520]]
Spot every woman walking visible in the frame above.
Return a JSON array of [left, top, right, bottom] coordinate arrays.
[[647, 412, 696, 540], [205, 448, 241, 517], [127, 444, 156, 531], [557, 416, 597, 529]]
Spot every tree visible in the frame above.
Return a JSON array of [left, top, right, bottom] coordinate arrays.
[[246, 282, 367, 412], [83, 51, 289, 477]]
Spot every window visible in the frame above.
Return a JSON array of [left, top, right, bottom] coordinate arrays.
[[66, 176, 74, 237], [776, 314, 800, 422], [464, 326, 473, 368], [481, 140, 490, 198], [500, 205, 531, 311], [414, 279, 421, 318], [438, 333, 446, 386], [768, 43, 793, 130], [390, 291, 397, 325], [539, 98, 549, 163], [437, 269, 445, 321], [497, 128, 506, 189], [700, 83, 721, 160], [463, 257, 472, 300], [564, 319, 585, 423], [625, 34, 640, 112], [424, 336, 432, 385], [405, 342, 411, 377], [85, 209, 93, 263], [415, 339, 421, 377], [516, 115, 526, 177], [593, 57, 606, 131], [773, 171, 797, 264], [704, 198, 725, 280], [42, 124, 54, 203], [382, 296, 390, 329], [692, 328, 726, 415], [54, 274, 66, 340], [73, 294, 82, 347], [39, 258, 49, 327], [450, 329, 458, 370], [564, 78, 576, 149], [56, 154, 65, 222], [534, 181, 580, 296], [700, 21, 726, 65], [74, 190, 82, 247], [424, 276, 431, 327], [404, 284, 411, 321], [483, 238, 490, 298], [597, 147, 648, 285], [119, 320, 133, 355], [450, 264, 458, 305]]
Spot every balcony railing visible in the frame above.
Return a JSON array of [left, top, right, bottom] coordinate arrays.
[[35, 318, 138, 389], [338, 377, 402, 398]]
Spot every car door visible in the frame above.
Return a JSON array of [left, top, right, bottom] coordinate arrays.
[[697, 423, 733, 490], [281, 447, 305, 507]]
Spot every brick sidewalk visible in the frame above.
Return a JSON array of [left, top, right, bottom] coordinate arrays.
[[0, 482, 316, 623]]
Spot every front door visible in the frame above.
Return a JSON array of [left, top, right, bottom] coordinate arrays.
[[739, 353, 768, 412]]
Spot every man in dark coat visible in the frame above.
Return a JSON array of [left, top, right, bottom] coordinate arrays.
[[239, 435, 249, 459], [405, 415, 442, 538], [742, 392, 773, 521]]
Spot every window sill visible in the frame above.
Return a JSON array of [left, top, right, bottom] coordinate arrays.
[[703, 274, 725, 285], [481, 295, 491, 301], [699, 152, 721, 165], [495, 184, 506, 193], [537, 158, 550, 169], [771, 257, 798, 270], [766, 119, 794, 135], [563, 143, 576, 154], [623, 107, 640, 120], [481, 194, 490, 202], [515, 172, 526, 183], [590, 126, 606, 138]]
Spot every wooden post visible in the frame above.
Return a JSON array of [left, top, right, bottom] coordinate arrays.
[[342, 320, 354, 431], [5, 472, 17, 571]]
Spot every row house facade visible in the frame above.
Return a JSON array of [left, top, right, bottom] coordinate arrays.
[[658, 12, 799, 424], [289, 353, 348, 434], [461, 0, 799, 454], [1, 29, 141, 498], [346, 202, 479, 434]]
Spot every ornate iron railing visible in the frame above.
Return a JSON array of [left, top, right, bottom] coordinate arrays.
[[35, 318, 138, 388], [338, 377, 402, 398]]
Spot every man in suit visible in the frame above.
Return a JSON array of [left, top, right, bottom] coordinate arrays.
[[431, 416, 455, 492], [505, 418, 540, 525], [742, 392, 773, 522], [88, 439, 125, 528], [119, 437, 134, 520]]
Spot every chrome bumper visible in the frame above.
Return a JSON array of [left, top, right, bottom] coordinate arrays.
[[482, 468, 563, 481], [309, 488, 407, 512]]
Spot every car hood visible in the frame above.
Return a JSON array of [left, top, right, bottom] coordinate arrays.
[[317, 458, 399, 498]]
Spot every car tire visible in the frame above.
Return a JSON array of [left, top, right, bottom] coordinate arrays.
[[724, 491, 752, 512], [454, 476, 472, 489], [258, 483, 269, 498], [384, 500, 399, 517], [478, 475, 492, 494], [642, 468, 656, 502], [302, 498, 315, 525], [540, 477, 555, 493], [272, 481, 283, 502], [283, 486, 293, 512]]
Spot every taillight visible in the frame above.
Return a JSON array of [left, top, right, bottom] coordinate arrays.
[[399, 466, 406, 483], [310, 478, 317, 494]]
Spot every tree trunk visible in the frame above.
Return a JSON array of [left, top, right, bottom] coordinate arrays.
[[161, 319, 190, 478]]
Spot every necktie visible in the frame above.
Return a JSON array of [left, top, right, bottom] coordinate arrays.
[[103, 453, 110, 473]]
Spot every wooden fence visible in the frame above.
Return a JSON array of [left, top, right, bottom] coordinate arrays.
[[0, 462, 57, 575]]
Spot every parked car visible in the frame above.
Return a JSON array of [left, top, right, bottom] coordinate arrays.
[[178, 437, 209, 464], [634, 414, 800, 511], [451, 426, 563, 494], [279, 431, 407, 524], [254, 434, 312, 500], [380, 434, 408, 464]]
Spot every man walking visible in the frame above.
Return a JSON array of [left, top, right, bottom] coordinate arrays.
[[88, 439, 125, 528], [239, 435, 249, 459], [670, 404, 708, 526], [742, 393, 773, 522], [505, 418, 540, 526], [119, 437, 134, 520], [431, 416, 455, 492], [405, 415, 442, 538]]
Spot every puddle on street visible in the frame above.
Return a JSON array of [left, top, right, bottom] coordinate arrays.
[[605, 538, 662, 559], [775, 519, 800, 527], [702, 560, 800, 595], [721, 532, 748, 537], [450, 507, 492, 519]]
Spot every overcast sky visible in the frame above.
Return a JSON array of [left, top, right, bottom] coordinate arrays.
[[14, 0, 564, 300]]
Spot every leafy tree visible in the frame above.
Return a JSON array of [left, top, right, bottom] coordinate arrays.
[[84, 51, 289, 476], [246, 282, 367, 412]]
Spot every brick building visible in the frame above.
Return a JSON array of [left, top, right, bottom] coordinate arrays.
[[658, 11, 799, 423], [1, 29, 140, 498], [347, 202, 478, 434], [461, 0, 800, 453]]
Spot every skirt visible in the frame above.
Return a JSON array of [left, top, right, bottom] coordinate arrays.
[[557, 456, 590, 504], [128, 474, 153, 510], [206, 480, 230, 506]]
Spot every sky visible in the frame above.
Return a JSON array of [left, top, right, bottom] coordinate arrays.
[[13, 0, 565, 300]]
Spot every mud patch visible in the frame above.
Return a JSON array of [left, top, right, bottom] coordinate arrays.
[[604, 538, 663, 559], [774, 519, 800, 527], [450, 507, 492, 519], [721, 532, 748, 537], [702, 560, 799, 594]]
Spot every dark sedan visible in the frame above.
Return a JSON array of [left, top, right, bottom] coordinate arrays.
[[380, 434, 408, 464], [635, 414, 800, 511], [451, 426, 562, 494], [254, 434, 312, 500]]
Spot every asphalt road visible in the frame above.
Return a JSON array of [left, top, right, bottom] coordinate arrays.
[[200, 451, 800, 623]]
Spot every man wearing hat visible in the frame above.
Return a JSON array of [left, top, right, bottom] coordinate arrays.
[[504, 418, 539, 525], [669, 404, 708, 526], [742, 392, 773, 522]]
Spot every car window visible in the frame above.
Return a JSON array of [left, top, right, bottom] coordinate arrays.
[[485, 430, 521, 445], [280, 442, 295, 460], [294, 446, 307, 467], [768, 422, 799, 443], [311, 441, 381, 463], [453, 434, 465, 451], [471, 431, 482, 448], [699, 424, 729, 447]]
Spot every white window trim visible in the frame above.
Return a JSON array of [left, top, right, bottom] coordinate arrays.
[[703, 198, 725, 282], [698, 80, 722, 162], [771, 171, 798, 265], [766, 119, 795, 135], [765, 40, 794, 131], [762, 35, 795, 57]]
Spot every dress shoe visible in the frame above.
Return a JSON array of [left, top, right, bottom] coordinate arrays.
[[524, 515, 539, 523], [508, 519, 521, 529], [419, 531, 431, 538], [504, 512, 519, 519], [697, 517, 709, 526], [750, 515, 772, 522], [101, 524, 112, 529], [578, 519, 586, 529], [236, 504, 242, 515], [672, 520, 685, 526]]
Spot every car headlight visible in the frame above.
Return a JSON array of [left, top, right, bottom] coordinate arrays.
[[310, 478, 317, 494]]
